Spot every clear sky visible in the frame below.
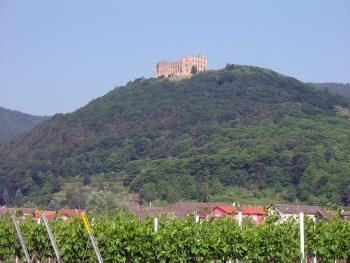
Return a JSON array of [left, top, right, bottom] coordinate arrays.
[[1, 0, 349, 116]]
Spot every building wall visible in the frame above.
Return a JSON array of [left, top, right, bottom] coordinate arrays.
[[204, 208, 265, 224], [239, 214, 264, 224], [256, 214, 264, 224], [204, 207, 230, 220], [155, 54, 207, 78]]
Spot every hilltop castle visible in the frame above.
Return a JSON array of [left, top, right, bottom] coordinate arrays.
[[155, 54, 208, 78]]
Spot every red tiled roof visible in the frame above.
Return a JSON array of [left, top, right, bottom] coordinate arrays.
[[19, 208, 36, 214], [216, 205, 235, 214], [0, 207, 36, 216], [43, 211, 56, 220], [33, 209, 84, 220], [0, 207, 11, 215], [239, 206, 266, 215], [129, 203, 268, 218], [59, 208, 84, 216]]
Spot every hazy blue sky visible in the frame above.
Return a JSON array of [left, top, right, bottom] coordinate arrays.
[[1, 0, 349, 115]]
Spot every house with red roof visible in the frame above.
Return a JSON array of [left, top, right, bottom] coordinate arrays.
[[202, 205, 236, 220], [58, 208, 84, 220], [34, 208, 84, 221], [129, 202, 221, 219], [239, 206, 266, 224], [0, 207, 36, 218], [203, 205, 266, 224]]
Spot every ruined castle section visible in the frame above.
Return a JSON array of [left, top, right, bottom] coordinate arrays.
[[179, 55, 207, 76], [155, 55, 207, 78]]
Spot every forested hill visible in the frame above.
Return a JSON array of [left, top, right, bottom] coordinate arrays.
[[1, 65, 350, 207], [0, 106, 48, 142], [309, 82, 350, 97]]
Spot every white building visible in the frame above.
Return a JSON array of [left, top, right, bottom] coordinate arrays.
[[273, 204, 322, 222]]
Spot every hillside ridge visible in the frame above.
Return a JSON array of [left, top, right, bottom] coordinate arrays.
[[309, 82, 350, 97], [1, 65, 349, 208], [0, 106, 48, 142]]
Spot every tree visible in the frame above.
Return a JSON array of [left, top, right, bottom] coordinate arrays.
[[225, 64, 236, 70], [14, 188, 24, 207], [138, 183, 157, 204], [83, 175, 91, 186], [65, 187, 88, 209], [50, 176, 62, 193], [123, 163, 141, 187], [157, 180, 180, 203], [180, 175, 197, 199], [15, 209, 23, 217], [86, 191, 119, 216], [2, 189, 9, 206], [342, 185, 350, 206], [209, 178, 223, 194], [48, 200, 57, 211], [191, 65, 198, 75], [196, 181, 209, 202], [291, 153, 309, 185]]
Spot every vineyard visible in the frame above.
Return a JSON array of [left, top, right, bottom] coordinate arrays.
[[0, 211, 350, 263]]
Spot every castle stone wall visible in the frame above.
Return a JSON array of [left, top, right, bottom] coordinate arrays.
[[155, 55, 207, 78]]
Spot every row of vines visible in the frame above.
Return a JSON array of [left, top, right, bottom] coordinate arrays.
[[0, 211, 350, 262]]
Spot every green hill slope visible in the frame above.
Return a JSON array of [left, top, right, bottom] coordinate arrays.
[[0, 106, 48, 142], [309, 82, 350, 97], [1, 65, 350, 207]]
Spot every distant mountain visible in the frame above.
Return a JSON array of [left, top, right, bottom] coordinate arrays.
[[309, 82, 350, 97], [1, 65, 350, 207], [0, 106, 48, 142]]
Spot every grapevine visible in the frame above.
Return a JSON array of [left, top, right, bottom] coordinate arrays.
[[0, 211, 349, 262]]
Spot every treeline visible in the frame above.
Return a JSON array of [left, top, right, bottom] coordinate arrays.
[[0, 65, 350, 206], [310, 82, 350, 97], [123, 115, 350, 205]]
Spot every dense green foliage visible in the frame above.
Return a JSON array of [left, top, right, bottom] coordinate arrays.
[[0, 106, 48, 142], [310, 82, 350, 97], [0, 65, 350, 206], [0, 211, 350, 262]]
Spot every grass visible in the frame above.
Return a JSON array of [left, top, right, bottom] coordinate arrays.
[[209, 186, 280, 205]]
